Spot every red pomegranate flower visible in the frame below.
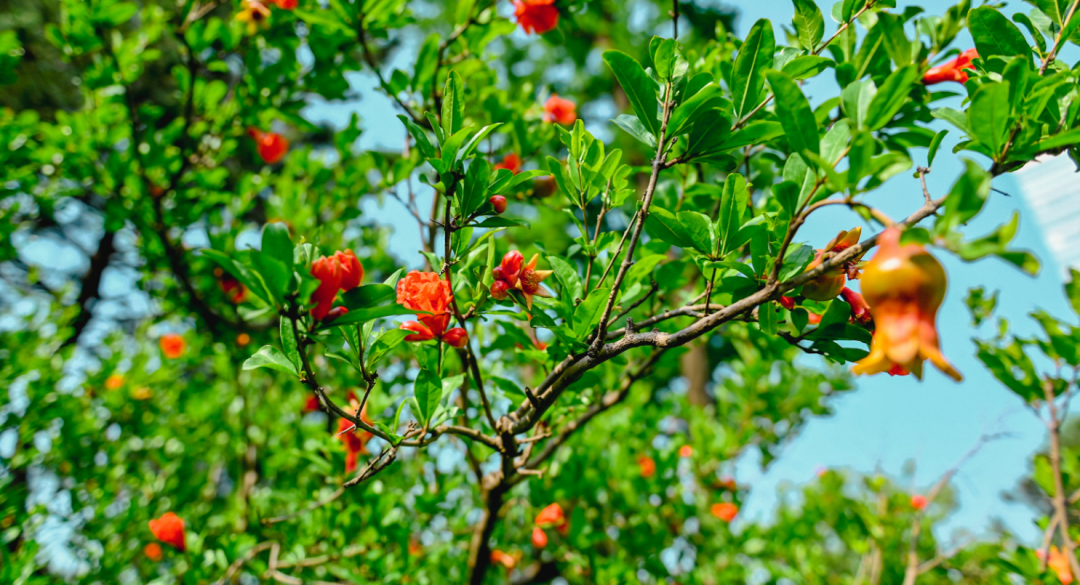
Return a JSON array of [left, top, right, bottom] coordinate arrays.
[[269, 0, 297, 8], [514, 0, 559, 35], [710, 502, 738, 523], [396, 271, 468, 348], [852, 227, 961, 381], [148, 512, 186, 552], [247, 127, 289, 164], [310, 249, 364, 321], [679, 445, 693, 458], [491, 549, 520, 571], [490, 251, 553, 309], [923, 49, 978, 85], [535, 502, 569, 535], [494, 153, 523, 174], [638, 455, 656, 478], [338, 404, 374, 474], [910, 494, 928, 511], [159, 334, 186, 359], [543, 94, 576, 125]]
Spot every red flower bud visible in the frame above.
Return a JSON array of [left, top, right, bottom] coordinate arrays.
[[535, 503, 567, 534], [144, 542, 163, 561], [441, 327, 469, 348], [910, 494, 928, 511], [148, 512, 186, 552], [679, 445, 693, 458], [710, 502, 738, 523], [638, 455, 656, 478], [335, 250, 364, 291], [311, 255, 343, 321], [500, 251, 524, 285], [779, 296, 796, 310], [325, 306, 349, 323], [160, 334, 186, 359], [490, 195, 508, 214], [840, 287, 872, 326], [490, 279, 511, 301], [247, 127, 289, 164], [494, 153, 523, 175], [531, 526, 548, 549]]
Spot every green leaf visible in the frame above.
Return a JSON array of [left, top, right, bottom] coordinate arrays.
[[928, 130, 948, 167], [603, 50, 660, 137], [766, 70, 819, 156], [573, 286, 612, 338], [280, 317, 300, 371], [931, 107, 972, 136], [717, 173, 749, 256], [489, 169, 550, 195], [877, 13, 913, 67], [252, 251, 291, 305], [398, 115, 436, 159], [242, 346, 299, 375], [1036, 128, 1080, 151], [863, 64, 918, 131], [341, 284, 396, 308], [612, 114, 658, 149], [1065, 269, 1080, 316], [842, 0, 866, 21], [262, 222, 294, 270], [669, 83, 725, 136], [841, 80, 876, 130], [792, 0, 825, 51], [645, 206, 694, 249], [732, 19, 776, 119], [759, 301, 779, 334], [461, 157, 492, 217], [650, 37, 678, 80], [413, 369, 442, 426], [937, 159, 990, 232], [968, 82, 1012, 158], [677, 210, 715, 256], [782, 55, 833, 80], [442, 71, 466, 138], [969, 7, 1031, 62]]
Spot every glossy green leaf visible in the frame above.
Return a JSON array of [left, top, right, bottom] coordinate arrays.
[[603, 50, 660, 137], [732, 19, 776, 119], [766, 70, 819, 156]]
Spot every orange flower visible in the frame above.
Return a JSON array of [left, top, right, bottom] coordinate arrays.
[[144, 542, 163, 561], [397, 271, 468, 347], [247, 127, 289, 164], [494, 153, 523, 174], [106, 374, 124, 391], [535, 502, 569, 536], [852, 227, 962, 381], [1045, 546, 1075, 584], [269, 0, 297, 8], [236, 332, 251, 346], [679, 445, 693, 458], [490, 252, 552, 309], [235, 0, 271, 34], [638, 455, 656, 478], [531, 526, 549, 548], [710, 502, 738, 523], [160, 333, 186, 359], [802, 227, 862, 301], [543, 94, 576, 125], [923, 49, 978, 85], [910, 494, 927, 511], [514, 0, 558, 35], [338, 404, 374, 474], [148, 512, 186, 552], [491, 549, 520, 571]]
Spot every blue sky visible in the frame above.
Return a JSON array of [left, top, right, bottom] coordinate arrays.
[[300, 0, 1080, 544]]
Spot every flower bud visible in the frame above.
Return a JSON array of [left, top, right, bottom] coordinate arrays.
[[852, 227, 961, 381], [490, 279, 510, 300], [910, 494, 927, 511], [490, 195, 508, 214], [710, 502, 738, 523], [335, 250, 364, 291], [441, 327, 469, 349], [325, 306, 349, 323], [531, 526, 548, 549], [148, 512, 187, 552]]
